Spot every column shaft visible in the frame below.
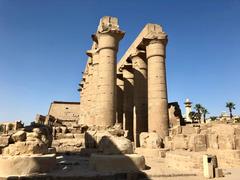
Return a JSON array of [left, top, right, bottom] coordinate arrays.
[[116, 74, 124, 124], [97, 48, 117, 127], [146, 40, 169, 138], [132, 53, 148, 146], [123, 66, 134, 141]]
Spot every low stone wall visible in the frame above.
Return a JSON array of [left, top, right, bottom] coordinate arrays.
[[0, 154, 56, 176], [207, 149, 240, 168], [52, 134, 84, 153], [168, 123, 240, 152], [165, 123, 240, 169]]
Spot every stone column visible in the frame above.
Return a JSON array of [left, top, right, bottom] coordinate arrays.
[[80, 73, 87, 124], [146, 38, 169, 138], [123, 64, 134, 141], [116, 73, 124, 125], [130, 50, 148, 147], [86, 50, 99, 126], [87, 62, 94, 126], [84, 70, 90, 125], [78, 80, 84, 124], [91, 52, 99, 126], [94, 16, 124, 127]]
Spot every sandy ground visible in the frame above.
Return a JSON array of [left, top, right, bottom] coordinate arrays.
[[50, 155, 240, 180], [1, 154, 239, 179]]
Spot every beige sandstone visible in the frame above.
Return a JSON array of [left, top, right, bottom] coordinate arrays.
[[0, 154, 56, 176], [139, 132, 163, 149], [98, 136, 133, 155], [11, 130, 26, 142]]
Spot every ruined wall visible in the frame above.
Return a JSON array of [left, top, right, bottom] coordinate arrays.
[[48, 101, 80, 125], [166, 123, 240, 168]]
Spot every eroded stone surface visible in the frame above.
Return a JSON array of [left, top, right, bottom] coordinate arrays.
[[140, 132, 163, 149], [0, 154, 56, 176], [98, 136, 133, 155]]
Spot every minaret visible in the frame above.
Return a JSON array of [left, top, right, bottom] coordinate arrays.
[[184, 98, 192, 122]]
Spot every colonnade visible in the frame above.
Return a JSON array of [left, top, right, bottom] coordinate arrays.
[[79, 17, 169, 146]]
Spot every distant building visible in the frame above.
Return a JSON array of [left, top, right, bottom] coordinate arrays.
[[35, 101, 80, 127]]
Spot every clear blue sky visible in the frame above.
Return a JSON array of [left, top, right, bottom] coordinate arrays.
[[0, 0, 240, 124]]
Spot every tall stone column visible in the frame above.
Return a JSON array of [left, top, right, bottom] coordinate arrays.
[[123, 65, 134, 141], [146, 38, 169, 138], [86, 50, 99, 126], [130, 50, 148, 147], [87, 62, 94, 125], [94, 16, 124, 127], [84, 70, 90, 125], [81, 73, 87, 124], [116, 73, 124, 125], [78, 80, 84, 124]]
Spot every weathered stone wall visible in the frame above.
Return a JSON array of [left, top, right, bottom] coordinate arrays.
[[48, 101, 80, 125], [165, 123, 240, 168]]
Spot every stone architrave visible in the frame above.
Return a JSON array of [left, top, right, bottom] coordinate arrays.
[[145, 32, 169, 138], [93, 16, 125, 127], [130, 50, 148, 147], [122, 64, 134, 141]]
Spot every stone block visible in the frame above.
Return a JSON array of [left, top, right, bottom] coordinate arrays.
[[84, 130, 113, 149], [165, 151, 203, 170], [139, 132, 163, 149], [215, 168, 224, 178], [26, 132, 39, 141], [0, 154, 56, 176], [89, 154, 145, 172], [0, 136, 9, 148], [98, 136, 133, 155], [172, 134, 188, 150], [218, 135, 235, 150], [189, 134, 207, 152], [11, 131, 26, 142], [207, 134, 218, 149], [235, 137, 240, 150], [211, 124, 235, 136], [164, 136, 173, 150], [182, 126, 196, 135], [2, 141, 48, 156], [52, 138, 83, 153], [171, 126, 182, 136], [73, 133, 84, 139]]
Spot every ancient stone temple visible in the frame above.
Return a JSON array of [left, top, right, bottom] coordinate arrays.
[[2, 16, 240, 179], [78, 16, 170, 147]]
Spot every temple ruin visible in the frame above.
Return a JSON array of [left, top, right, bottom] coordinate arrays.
[[1, 16, 240, 179], [79, 17, 170, 145]]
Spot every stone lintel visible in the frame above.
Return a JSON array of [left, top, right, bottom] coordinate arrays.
[[117, 23, 167, 73]]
